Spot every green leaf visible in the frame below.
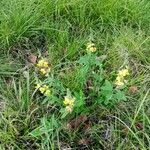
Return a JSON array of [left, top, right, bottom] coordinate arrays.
[[78, 65, 89, 84], [114, 90, 127, 101], [60, 108, 68, 119], [101, 80, 113, 105], [74, 90, 85, 108], [29, 126, 43, 137], [78, 55, 90, 65], [29, 115, 59, 137], [101, 80, 113, 91]]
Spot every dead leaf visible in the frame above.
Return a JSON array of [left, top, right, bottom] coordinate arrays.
[[83, 121, 92, 131], [43, 51, 49, 57], [129, 86, 138, 94], [59, 142, 71, 150], [5, 77, 13, 86], [67, 115, 88, 129], [135, 123, 143, 130], [85, 79, 93, 90], [78, 138, 90, 145], [28, 53, 37, 64], [122, 127, 129, 135]]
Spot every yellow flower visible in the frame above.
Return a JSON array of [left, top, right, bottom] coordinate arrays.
[[40, 68, 47, 75], [63, 96, 75, 107], [118, 69, 129, 77], [44, 89, 51, 96], [65, 106, 73, 113], [116, 76, 123, 82], [36, 59, 50, 76], [36, 83, 51, 96], [115, 75, 124, 87], [45, 68, 51, 76], [37, 60, 45, 67], [35, 83, 41, 89], [86, 42, 97, 52], [63, 91, 75, 113], [43, 85, 49, 90], [115, 80, 124, 86], [37, 59, 49, 68], [39, 87, 46, 94], [43, 61, 49, 68], [115, 68, 129, 87]]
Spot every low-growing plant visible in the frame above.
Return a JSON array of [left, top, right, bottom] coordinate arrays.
[[30, 42, 130, 142]]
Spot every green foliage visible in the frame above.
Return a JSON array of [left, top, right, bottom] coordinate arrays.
[[35, 53, 127, 120], [30, 115, 59, 150], [30, 115, 59, 138], [100, 80, 126, 106]]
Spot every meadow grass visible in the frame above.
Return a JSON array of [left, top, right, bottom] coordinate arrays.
[[0, 0, 150, 149]]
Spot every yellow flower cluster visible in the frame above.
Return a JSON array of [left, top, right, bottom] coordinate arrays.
[[35, 83, 51, 96], [63, 95, 75, 113], [36, 59, 50, 76], [115, 68, 129, 87], [86, 42, 97, 53]]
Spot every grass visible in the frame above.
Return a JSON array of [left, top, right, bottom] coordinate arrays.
[[0, 0, 150, 149]]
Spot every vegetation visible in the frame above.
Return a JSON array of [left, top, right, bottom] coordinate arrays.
[[0, 0, 150, 149]]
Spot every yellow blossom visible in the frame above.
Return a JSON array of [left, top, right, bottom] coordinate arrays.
[[39, 87, 46, 94], [36, 59, 50, 76], [37, 60, 45, 67], [115, 75, 124, 87], [43, 85, 49, 90], [35, 83, 41, 89], [63, 91, 75, 113], [37, 59, 49, 68], [36, 83, 51, 96], [115, 80, 124, 86], [118, 69, 129, 77], [65, 106, 73, 113], [43, 61, 49, 68], [40, 68, 47, 75], [63, 96, 75, 107], [44, 89, 51, 96], [115, 68, 129, 87], [45, 68, 51, 76], [86, 42, 97, 52], [116, 76, 124, 82]]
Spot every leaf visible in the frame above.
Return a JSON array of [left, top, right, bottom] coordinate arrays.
[[92, 57, 102, 67], [93, 73, 103, 82], [101, 80, 113, 105], [28, 53, 37, 64], [43, 51, 49, 57], [67, 115, 87, 129], [85, 79, 93, 90], [74, 91, 85, 108], [29, 126, 43, 137], [114, 90, 126, 101], [135, 122, 143, 130], [101, 80, 113, 91], [60, 108, 68, 119], [128, 86, 138, 94], [29, 115, 59, 137], [83, 121, 92, 131], [78, 138, 90, 145], [51, 115, 59, 128], [78, 65, 89, 84], [78, 55, 90, 65]]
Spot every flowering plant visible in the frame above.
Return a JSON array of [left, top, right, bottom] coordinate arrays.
[[33, 42, 129, 118]]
